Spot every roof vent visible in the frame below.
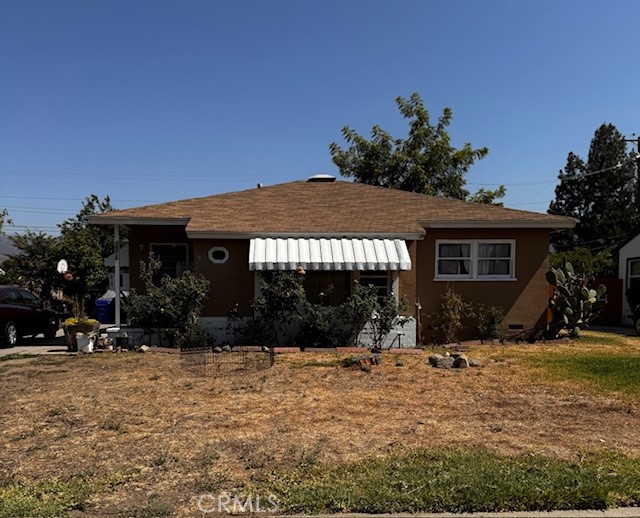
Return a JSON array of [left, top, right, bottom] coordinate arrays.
[[307, 174, 336, 183]]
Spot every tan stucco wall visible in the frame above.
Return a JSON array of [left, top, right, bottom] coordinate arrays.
[[415, 228, 550, 341], [398, 240, 417, 314]]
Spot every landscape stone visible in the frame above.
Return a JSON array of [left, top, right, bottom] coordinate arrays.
[[428, 354, 444, 366], [468, 358, 483, 367], [453, 355, 469, 369], [434, 356, 455, 369]]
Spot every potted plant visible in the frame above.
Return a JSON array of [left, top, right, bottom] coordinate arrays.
[[62, 280, 100, 351]]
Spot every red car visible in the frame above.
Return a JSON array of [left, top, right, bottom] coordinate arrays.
[[0, 285, 60, 347]]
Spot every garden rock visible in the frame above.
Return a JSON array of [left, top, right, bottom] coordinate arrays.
[[433, 356, 455, 369], [452, 355, 469, 369], [213, 346, 223, 353], [138, 345, 150, 353], [428, 354, 443, 366], [429, 353, 482, 369]]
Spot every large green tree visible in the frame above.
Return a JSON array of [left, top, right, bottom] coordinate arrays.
[[329, 92, 504, 203], [2, 195, 114, 315], [549, 123, 637, 252], [1, 231, 61, 296]]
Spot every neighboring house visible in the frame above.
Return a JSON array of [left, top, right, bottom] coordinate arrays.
[[618, 232, 640, 325], [90, 176, 575, 344]]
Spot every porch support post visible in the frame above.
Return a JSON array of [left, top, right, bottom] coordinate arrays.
[[114, 224, 121, 327]]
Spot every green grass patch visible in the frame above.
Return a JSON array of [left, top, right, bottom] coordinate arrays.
[[259, 448, 640, 513], [534, 351, 640, 396], [0, 471, 136, 518], [0, 478, 94, 517], [120, 493, 173, 517], [0, 353, 37, 362], [575, 332, 629, 347]]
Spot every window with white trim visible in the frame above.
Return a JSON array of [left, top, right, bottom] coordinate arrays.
[[628, 258, 640, 293], [435, 240, 515, 280]]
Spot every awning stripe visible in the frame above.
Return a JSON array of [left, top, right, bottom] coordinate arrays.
[[249, 237, 412, 271]]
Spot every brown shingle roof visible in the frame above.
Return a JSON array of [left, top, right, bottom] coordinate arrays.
[[92, 180, 575, 235]]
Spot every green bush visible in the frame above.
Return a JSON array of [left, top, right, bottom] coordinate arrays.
[[475, 304, 505, 343], [245, 272, 410, 348], [299, 283, 383, 348], [251, 271, 307, 346], [125, 255, 210, 347]]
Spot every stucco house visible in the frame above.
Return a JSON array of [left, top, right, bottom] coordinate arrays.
[[90, 175, 575, 344]]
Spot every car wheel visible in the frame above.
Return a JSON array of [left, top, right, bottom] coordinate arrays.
[[635, 317, 640, 337], [44, 317, 59, 339], [3, 321, 18, 348]]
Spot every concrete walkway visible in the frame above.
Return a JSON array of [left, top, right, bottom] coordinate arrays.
[[0, 329, 70, 357]]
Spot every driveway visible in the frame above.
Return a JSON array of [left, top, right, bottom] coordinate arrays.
[[0, 328, 70, 357]]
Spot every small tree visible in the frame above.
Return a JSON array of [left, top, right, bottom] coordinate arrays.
[[546, 262, 607, 338], [59, 227, 109, 318], [432, 286, 474, 344]]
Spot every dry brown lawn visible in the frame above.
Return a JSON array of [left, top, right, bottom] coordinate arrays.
[[1, 331, 640, 516]]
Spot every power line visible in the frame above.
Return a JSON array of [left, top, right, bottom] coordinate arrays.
[[3, 205, 77, 214], [0, 168, 301, 182], [0, 195, 165, 203]]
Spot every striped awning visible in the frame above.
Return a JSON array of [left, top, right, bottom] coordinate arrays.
[[249, 238, 411, 271]]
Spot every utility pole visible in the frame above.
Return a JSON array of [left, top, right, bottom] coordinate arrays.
[[624, 134, 640, 211]]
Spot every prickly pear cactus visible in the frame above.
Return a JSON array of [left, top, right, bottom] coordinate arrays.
[[546, 261, 607, 338]]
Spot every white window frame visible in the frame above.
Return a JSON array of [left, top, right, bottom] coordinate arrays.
[[627, 258, 640, 290], [435, 239, 516, 281]]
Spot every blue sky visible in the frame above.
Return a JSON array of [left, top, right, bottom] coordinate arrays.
[[1, 0, 639, 234]]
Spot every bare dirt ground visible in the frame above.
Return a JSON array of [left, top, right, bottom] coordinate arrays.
[[1, 332, 639, 516]]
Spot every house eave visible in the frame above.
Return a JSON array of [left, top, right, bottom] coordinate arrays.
[[186, 231, 426, 240], [88, 216, 190, 226], [420, 220, 577, 229]]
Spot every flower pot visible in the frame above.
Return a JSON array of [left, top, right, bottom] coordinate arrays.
[[64, 322, 100, 352]]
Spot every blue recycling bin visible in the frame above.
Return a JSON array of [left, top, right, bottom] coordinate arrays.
[[95, 298, 114, 324]]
